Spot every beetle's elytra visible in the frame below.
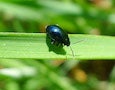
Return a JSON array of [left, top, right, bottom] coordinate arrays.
[[46, 25, 70, 46]]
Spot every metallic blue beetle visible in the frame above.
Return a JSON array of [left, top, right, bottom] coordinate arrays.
[[46, 25, 70, 46]]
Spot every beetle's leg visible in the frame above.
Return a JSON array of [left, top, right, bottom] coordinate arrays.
[[57, 43, 63, 47], [51, 39, 55, 45]]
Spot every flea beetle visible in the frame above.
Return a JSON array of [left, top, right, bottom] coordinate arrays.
[[46, 25, 74, 58], [46, 25, 70, 46]]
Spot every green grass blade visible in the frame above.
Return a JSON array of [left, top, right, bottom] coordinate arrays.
[[0, 32, 115, 60], [0, 2, 43, 21]]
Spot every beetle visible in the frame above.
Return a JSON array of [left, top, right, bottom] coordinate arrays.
[[46, 25, 70, 46], [46, 25, 74, 58]]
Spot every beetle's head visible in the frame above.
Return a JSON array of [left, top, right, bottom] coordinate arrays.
[[64, 38, 70, 46]]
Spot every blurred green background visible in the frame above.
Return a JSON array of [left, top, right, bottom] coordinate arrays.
[[0, 0, 115, 90]]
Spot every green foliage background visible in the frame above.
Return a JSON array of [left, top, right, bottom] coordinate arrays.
[[0, 0, 115, 90]]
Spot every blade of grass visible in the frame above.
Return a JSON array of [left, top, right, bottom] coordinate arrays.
[[0, 32, 115, 60], [37, 0, 82, 15], [0, 2, 43, 21], [0, 59, 78, 90]]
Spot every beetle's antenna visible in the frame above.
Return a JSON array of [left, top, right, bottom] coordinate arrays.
[[69, 39, 86, 59], [72, 39, 85, 45], [69, 45, 75, 60]]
